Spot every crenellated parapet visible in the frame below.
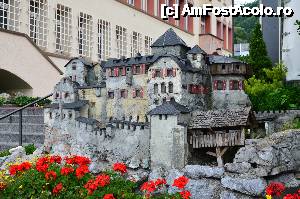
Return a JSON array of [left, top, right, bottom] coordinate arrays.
[[254, 110, 300, 121]]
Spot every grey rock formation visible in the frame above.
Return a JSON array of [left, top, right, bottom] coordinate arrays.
[[183, 165, 224, 179], [268, 173, 300, 188], [224, 162, 251, 174], [220, 191, 254, 199], [185, 179, 221, 199], [234, 130, 300, 176], [221, 176, 267, 196]]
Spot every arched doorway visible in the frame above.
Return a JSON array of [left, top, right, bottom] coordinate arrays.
[[0, 69, 33, 96]]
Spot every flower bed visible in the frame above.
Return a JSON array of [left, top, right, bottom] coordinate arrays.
[[265, 182, 300, 199], [0, 155, 191, 199]]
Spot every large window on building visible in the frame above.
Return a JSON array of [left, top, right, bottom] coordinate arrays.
[[128, 0, 134, 6], [141, 0, 147, 11], [144, 36, 152, 55], [0, 0, 20, 31], [217, 20, 222, 39], [55, 4, 72, 54], [200, 16, 206, 34], [29, 0, 48, 48], [116, 25, 127, 58], [78, 12, 93, 58], [98, 19, 111, 61], [130, 31, 142, 57]]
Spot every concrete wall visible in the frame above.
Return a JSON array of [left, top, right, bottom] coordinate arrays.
[[0, 31, 62, 97], [261, 0, 280, 65], [282, 0, 300, 81]]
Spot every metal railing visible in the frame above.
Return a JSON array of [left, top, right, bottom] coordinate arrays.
[[0, 93, 53, 146]]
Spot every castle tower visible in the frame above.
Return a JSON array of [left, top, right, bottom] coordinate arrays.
[[151, 28, 190, 58], [187, 45, 207, 70], [148, 99, 190, 170], [208, 55, 252, 109]]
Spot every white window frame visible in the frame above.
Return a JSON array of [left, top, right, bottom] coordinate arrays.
[[130, 31, 142, 57], [0, 0, 20, 31], [29, 0, 48, 49], [184, 0, 188, 31], [55, 4, 72, 54], [128, 0, 134, 6], [144, 36, 152, 55], [142, 0, 147, 11], [115, 25, 127, 58], [78, 12, 93, 58], [98, 19, 111, 61]]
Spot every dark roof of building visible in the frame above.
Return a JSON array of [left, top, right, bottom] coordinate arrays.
[[208, 55, 244, 64], [75, 117, 100, 125], [102, 54, 200, 73], [101, 54, 160, 68], [77, 82, 106, 89], [148, 100, 190, 115], [151, 28, 189, 48], [48, 100, 89, 110], [188, 107, 252, 129], [65, 57, 94, 68], [187, 45, 207, 55]]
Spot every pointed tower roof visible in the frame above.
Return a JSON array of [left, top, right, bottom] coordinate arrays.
[[187, 45, 207, 55], [151, 28, 188, 48]]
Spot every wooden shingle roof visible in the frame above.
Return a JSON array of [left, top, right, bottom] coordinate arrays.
[[189, 107, 252, 129]]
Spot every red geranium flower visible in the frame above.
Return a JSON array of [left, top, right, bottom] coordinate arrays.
[[154, 178, 167, 187], [103, 194, 115, 199], [36, 163, 49, 173], [75, 165, 89, 179], [284, 190, 300, 199], [18, 162, 31, 171], [60, 167, 74, 176], [65, 155, 91, 166], [180, 190, 191, 199], [9, 165, 19, 176], [84, 179, 98, 195], [95, 174, 110, 187], [49, 155, 62, 164], [52, 183, 63, 195], [9, 162, 32, 175], [140, 181, 156, 193], [84, 174, 111, 195], [266, 182, 286, 197], [173, 176, 189, 189], [45, 171, 57, 181], [36, 157, 50, 173], [113, 162, 127, 174]]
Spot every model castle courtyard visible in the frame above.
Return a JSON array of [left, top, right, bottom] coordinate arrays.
[[44, 28, 253, 169]]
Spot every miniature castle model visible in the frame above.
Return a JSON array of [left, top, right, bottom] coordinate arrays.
[[45, 29, 253, 170]]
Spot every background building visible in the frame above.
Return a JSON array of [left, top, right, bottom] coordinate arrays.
[[234, 43, 249, 56], [0, 0, 233, 96], [260, 0, 300, 83]]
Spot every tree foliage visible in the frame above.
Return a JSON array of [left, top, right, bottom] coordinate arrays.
[[248, 23, 273, 78], [233, 0, 259, 43], [245, 63, 300, 111], [296, 20, 300, 35]]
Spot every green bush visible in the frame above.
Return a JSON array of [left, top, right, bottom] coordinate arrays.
[[281, 118, 300, 131], [0, 144, 36, 158], [245, 63, 300, 111], [0, 97, 5, 106], [24, 144, 36, 155], [0, 150, 10, 158], [9, 96, 51, 107]]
